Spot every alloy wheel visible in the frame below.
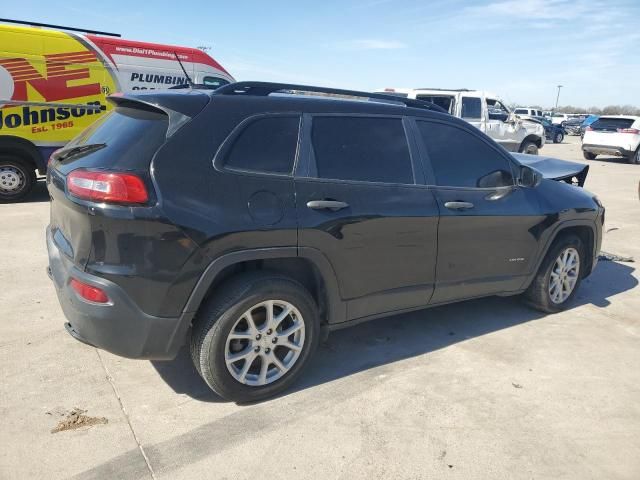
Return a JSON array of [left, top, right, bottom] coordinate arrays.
[[549, 247, 580, 304], [225, 300, 305, 386]]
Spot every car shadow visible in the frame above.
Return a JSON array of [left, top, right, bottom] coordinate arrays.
[[150, 260, 637, 404], [590, 155, 630, 165]]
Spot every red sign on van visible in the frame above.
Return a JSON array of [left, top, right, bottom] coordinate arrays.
[[0, 51, 101, 102]]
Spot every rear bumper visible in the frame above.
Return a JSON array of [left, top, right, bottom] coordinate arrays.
[[47, 226, 189, 359], [582, 144, 634, 157]]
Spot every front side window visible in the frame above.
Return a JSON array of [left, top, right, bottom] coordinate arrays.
[[224, 116, 300, 174], [310, 116, 413, 184], [417, 121, 514, 188], [461, 97, 482, 120]]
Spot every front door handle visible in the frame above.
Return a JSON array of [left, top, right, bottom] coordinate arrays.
[[444, 201, 474, 210], [307, 200, 349, 211]]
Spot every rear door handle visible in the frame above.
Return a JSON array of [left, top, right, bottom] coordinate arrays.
[[306, 200, 349, 211], [444, 201, 474, 210]]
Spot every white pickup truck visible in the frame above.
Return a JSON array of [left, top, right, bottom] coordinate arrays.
[[378, 88, 545, 154]]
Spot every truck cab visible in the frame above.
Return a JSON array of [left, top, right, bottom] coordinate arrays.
[[378, 88, 545, 155]]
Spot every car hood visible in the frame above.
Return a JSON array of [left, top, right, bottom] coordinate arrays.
[[511, 153, 589, 186]]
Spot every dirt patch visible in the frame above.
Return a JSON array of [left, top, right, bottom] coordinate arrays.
[[49, 408, 108, 433]]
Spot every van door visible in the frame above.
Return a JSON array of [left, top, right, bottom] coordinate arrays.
[[294, 114, 439, 321]]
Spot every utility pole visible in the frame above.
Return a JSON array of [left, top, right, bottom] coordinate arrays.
[[554, 85, 563, 112]]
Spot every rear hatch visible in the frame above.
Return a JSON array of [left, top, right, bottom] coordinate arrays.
[[584, 117, 635, 147], [47, 91, 209, 268]]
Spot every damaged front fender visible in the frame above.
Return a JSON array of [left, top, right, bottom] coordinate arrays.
[[511, 153, 589, 186]]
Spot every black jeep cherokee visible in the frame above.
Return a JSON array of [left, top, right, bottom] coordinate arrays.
[[47, 82, 604, 402]]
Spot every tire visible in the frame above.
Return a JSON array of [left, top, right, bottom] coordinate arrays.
[[520, 141, 539, 155], [0, 156, 36, 203], [190, 271, 320, 402], [553, 131, 564, 144], [583, 151, 597, 160], [523, 234, 584, 313], [629, 147, 640, 165]]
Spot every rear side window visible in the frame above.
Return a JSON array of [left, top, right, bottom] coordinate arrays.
[[461, 97, 482, 120], [224, 116, 300, 174], [417, 121, 514, 188], [590, 118, 635, 131], [311, 116, 413, 184], [514, 109, 527, 114]]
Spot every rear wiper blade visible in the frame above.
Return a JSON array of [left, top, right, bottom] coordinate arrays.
[[56, 143, 106, 161]]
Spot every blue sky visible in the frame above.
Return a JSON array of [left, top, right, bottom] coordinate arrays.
[[4, 0, 639, 107]]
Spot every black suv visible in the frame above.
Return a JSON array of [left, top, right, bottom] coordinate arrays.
[[47, 82, 604, 402]]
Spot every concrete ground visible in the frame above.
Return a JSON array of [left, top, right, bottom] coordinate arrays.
[[1, 135, 639, 479]]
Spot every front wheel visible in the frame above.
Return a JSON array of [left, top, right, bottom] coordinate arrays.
[[520, 141, 539, 155], [583, 151, 597, 160], [0, 156, 36, 203], [190, 272, 320, 402], [523, 235, 583, 313], [554, 131, 564, 143]]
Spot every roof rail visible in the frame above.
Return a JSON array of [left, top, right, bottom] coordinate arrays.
[[0, 18, 121, 37], [214, 81, 447, 113]]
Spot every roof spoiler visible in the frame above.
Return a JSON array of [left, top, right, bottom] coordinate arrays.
[[107, 93, 208, 137], [214, 81, 448, 113]]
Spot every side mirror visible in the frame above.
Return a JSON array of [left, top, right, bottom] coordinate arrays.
[[518, 165, 542, 188]]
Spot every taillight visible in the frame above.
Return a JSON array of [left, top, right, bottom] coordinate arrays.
[[585, 126, 593, 132], [67, 169, 148, 204], [618, 128, 640, 134], [70, 278, 110, 304]]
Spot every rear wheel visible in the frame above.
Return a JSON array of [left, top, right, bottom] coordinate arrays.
[[0, 156, 36, 203], [520, 141, 539, 155], [553, 131, 564, 144], [630, 147, 640, 165], [583, 151, 597, 160], [190, 272, 320, 402], [523, 235, 583, 313]]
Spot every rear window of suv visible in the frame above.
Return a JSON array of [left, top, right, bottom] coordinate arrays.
[[62, 106, 169, 170], [310, 116, 414, 184], [224, 115, 300, 174], [590, 118, 635, 131]]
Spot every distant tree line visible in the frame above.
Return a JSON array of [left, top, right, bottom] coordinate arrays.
[[517, 104, 640, 115]]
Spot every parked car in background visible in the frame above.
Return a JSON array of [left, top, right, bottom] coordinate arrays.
[[582, 116, 640, 164], [530, 116, 565, 143], [0, 20, 234, 202], [564, 116, 587, 136], [514, 107, 543, 117], [47, 81, 602, 401], [379, 88, 545, 154], [551, 113, 571, 126]]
